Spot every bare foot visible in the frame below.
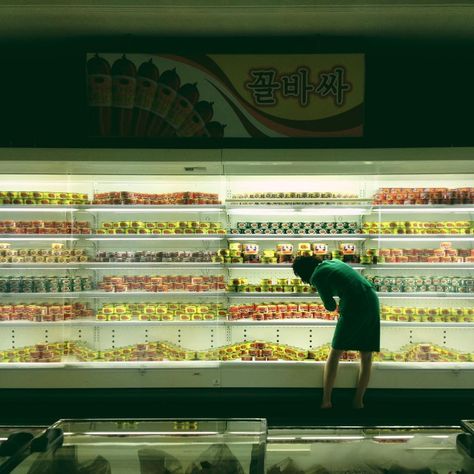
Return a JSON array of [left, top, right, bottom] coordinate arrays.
[[352, 401, 364, 410], [320, 402, 333, 409]]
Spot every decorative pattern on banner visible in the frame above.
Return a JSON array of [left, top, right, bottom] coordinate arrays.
[[87, 53, 364, 138]]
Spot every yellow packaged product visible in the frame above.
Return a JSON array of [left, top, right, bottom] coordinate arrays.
[[115, 305, 127, 314], [102, 304, 115, 314]]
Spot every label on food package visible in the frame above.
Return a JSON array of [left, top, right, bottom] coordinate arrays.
[[112, 75, 137, 109], [88, 74, 112, 107]]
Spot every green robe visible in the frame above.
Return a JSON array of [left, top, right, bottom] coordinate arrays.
[[310, 259, 380, 352]]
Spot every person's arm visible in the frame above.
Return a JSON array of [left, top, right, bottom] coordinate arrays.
[[311, 272, 337, 311]]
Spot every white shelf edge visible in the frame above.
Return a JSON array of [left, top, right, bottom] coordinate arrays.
[[0, 291, 227, 298], [0, 291, 470, 299], [0, 319, 472, 328], [0, 205, 225, 211]]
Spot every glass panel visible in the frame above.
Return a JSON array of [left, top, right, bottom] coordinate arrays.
[[11, 418, 266, 474], [266, 426, 474, 473]]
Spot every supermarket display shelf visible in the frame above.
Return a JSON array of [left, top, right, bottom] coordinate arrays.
[[229, 292, 473, 299], [228, 293, 318, 299], [0, 319, 471, 328], [226, 319, 474, 328], [0, 361, 473, 389], [0, 234, 225, 241], [0, 291, 470, 299], [88, 234, 225, 241], [365, 263, 474, 270], [0, 235, 82, 241], [0, 205, 225, 213], [377, 292, 474, 299], [0, 291, 227, 299], [0, 233, 471, 242], [372, 205, 474, 213], [368, 234, 473, 241], [226, 234, 366, 241], [227, 198, 371, 203], [0, 320, 226, 327], [226, 205, 369, 216], [0, 262, 471, 270], [0, 262, 223, 270], [226, 263, 365, 270]]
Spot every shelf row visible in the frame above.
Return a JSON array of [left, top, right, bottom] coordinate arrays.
[[0, 204, 473, 213], [0, 234, 472, 241], [0, 319, 472, 327], [0, 291, 471, 299], [0, 262, 473, 270]]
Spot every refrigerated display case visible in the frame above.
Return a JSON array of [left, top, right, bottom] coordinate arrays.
[[7, 418, 266, 474], [0, 147, 471, 390], [4, 418, 474, 473]]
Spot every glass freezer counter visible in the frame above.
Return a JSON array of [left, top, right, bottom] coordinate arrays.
[[4, 419, 474, 473], [8, 419, 266, 474]]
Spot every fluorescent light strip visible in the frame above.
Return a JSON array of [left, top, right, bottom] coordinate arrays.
[[371, 265, 474, 270], [0, 208, 78, 212], [88, 237, 223, 241], [227, 236, 366, 241], [375, 207, 474, 213], [373, 237, 474, 242], [378, 294, 474, 299], [300, 435, 365, 440], [267, 436, 297, 441], [82, 431, 220, 436], [0, 237, 78, 241], [228, 208, 367, 216], [84, 208, 223, 213], [373, 435, 414, 440], [0, 267, 80, 270]]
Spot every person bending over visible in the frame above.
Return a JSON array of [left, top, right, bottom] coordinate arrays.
[[292, 255, 380, 409]]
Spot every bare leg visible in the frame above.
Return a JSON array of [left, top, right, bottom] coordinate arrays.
[[353, 351, 373, 409], [321, 348, 343, 409]]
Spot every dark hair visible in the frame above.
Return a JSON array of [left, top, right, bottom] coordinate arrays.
[[292, 256, 322, 284]]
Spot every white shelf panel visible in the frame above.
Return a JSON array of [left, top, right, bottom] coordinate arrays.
[[227, 198, 370, 204], [0, 319, 471, 328], [86, 320, 225, 327], [0, 235, 82, 241], [80, 205, 225, 212], [365, 263, 474, 270], [0, 234, 225, 241], [226, 234, 366, 241], [0, 205, 225, 213], [0, 291, 227, 299], [0, 320, 224, 327], [88, 234, 225, 241], [368, 234, 474, 242], [372, 205, 474, 213], [86, 262, 222, 269], [0, 291, 470, 300], [377, 292, 474, 299], [228, 293, 319, 299], [0, 362, 473, 388], [229, 292, 473, 300], [0, 262, 471, 271], [226, 319, 474, 328]]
